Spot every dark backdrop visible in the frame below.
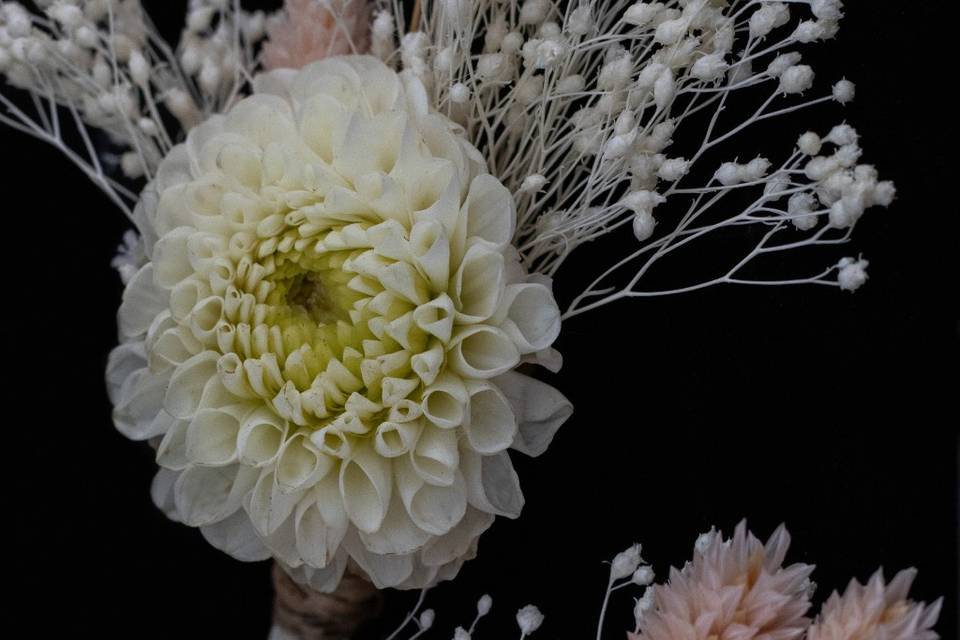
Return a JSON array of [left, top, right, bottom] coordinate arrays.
[[7, 1, 957, 638]]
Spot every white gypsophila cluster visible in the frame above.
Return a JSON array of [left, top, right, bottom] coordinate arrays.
[[373, 0, 893, 315], [0, 0, 267, 215], [106, 55, 572, 592]]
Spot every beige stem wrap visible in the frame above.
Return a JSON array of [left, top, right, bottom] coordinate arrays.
[[272, 563, 383, 639]]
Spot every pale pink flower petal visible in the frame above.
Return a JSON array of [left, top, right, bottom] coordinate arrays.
[[261, 0, 370, 71], [807, 568, 942, 640]]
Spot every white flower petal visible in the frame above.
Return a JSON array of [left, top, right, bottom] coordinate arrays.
[[118, 264, 167, 337], [411, 424, 459, 486], [339, 442, 391, 533], [276, 430, 334, 493], [175, 464, 258, 527], [112, 366, 170, 440], [449, 325, 520, 379], [495, 371, 572, 457], [396, 456, 467, 536], [294, 474, 348, 568], [237, 406, 288, 467], [359, 490, 431, 555], [452, 243, 505, 323], [464, 380, 517, 454], [164, 351, 220, 419], [421, 506, 495, 567], [150, 468, 181, 522], [201, 508, 272, 562], [459, 173, 516, 251], [246, 468, 303, 536], [461, 449, 524, 518], [496, 283, 561, 354]]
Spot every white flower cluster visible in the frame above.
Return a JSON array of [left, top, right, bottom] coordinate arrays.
[[0, 0, 267, 215], [107, 56, 571, 592], [401, 0, 891, 314]]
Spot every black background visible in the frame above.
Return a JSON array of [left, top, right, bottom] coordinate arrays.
[[7, 1, 957, 638]]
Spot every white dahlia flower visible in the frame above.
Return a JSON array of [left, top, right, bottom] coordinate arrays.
[[106, 55, 572, 591]]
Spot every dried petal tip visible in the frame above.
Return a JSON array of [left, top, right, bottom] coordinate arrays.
[[633, 521, 814, 640], [808, 569, 942, 640]]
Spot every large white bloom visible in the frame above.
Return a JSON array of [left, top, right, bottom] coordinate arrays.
[[106, 55, 571, 591]]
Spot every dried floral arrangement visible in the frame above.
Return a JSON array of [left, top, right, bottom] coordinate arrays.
[[0, 0, 939, 638]]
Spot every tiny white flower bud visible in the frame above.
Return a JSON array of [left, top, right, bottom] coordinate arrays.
[[622, 190, 665, 215], [5, 10, 31, 38], [199, 58, 221, 94], [187, 6, 215, 33], [74, 24, 99, 48], [449, 82, 470, 103], [501, 31, 524, 54], [434, 46, 454, 72], [92, 55, 112, 87], [789, 192, 819, 230], [834, 143, 861, 168], [715, 162, 742, 186], [454, 627, 471, 640], [779, 64, 814, 94], [873, 181, 896, 207], [632, 565, 655, 586], [419, 609, 435, 630], [516, 605, 544, 635], [623, 2, 662, 28], [832, 79, 855, 103], [743, 157, 771, 180], [557, 74, 585, 93], [653, 68, 676, 110], [121, 151, 144, 179], [798, 132, 822, 156], [567, 6, 593, 35], [611, 543, 643, 579], [128, 49, 150, 87], [633, 211, 657, 242], [767, 52, 802, 78], [477, 594, 493, 616], [793, 20, 825, 43], [654, 17, 688, 45], [521, 174, 548, 193], [50, 3, 83, 29], [805, 156, 840, 182], [837, 257, 869, 292], [812, 0, 844, 21], [477, 52, 507, 80], [520, 0, 550, 25], [691, 52, 726, 81], [657, 157, 689, 182], [826, 124, 858, 146], [829, 199, 853, 228], [138, 117, 158, 136]]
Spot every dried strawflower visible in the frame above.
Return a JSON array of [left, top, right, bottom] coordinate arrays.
[[808, 569, 942, 640], [261, 0, 370, 71], [629, 522, 814, 640], [106, 55, 571, 591]]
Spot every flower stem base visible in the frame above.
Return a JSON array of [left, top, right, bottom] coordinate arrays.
[[271, 563, 383, 640]]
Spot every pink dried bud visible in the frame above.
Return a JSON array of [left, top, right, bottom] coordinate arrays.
[[261, 0, 371, 71]]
